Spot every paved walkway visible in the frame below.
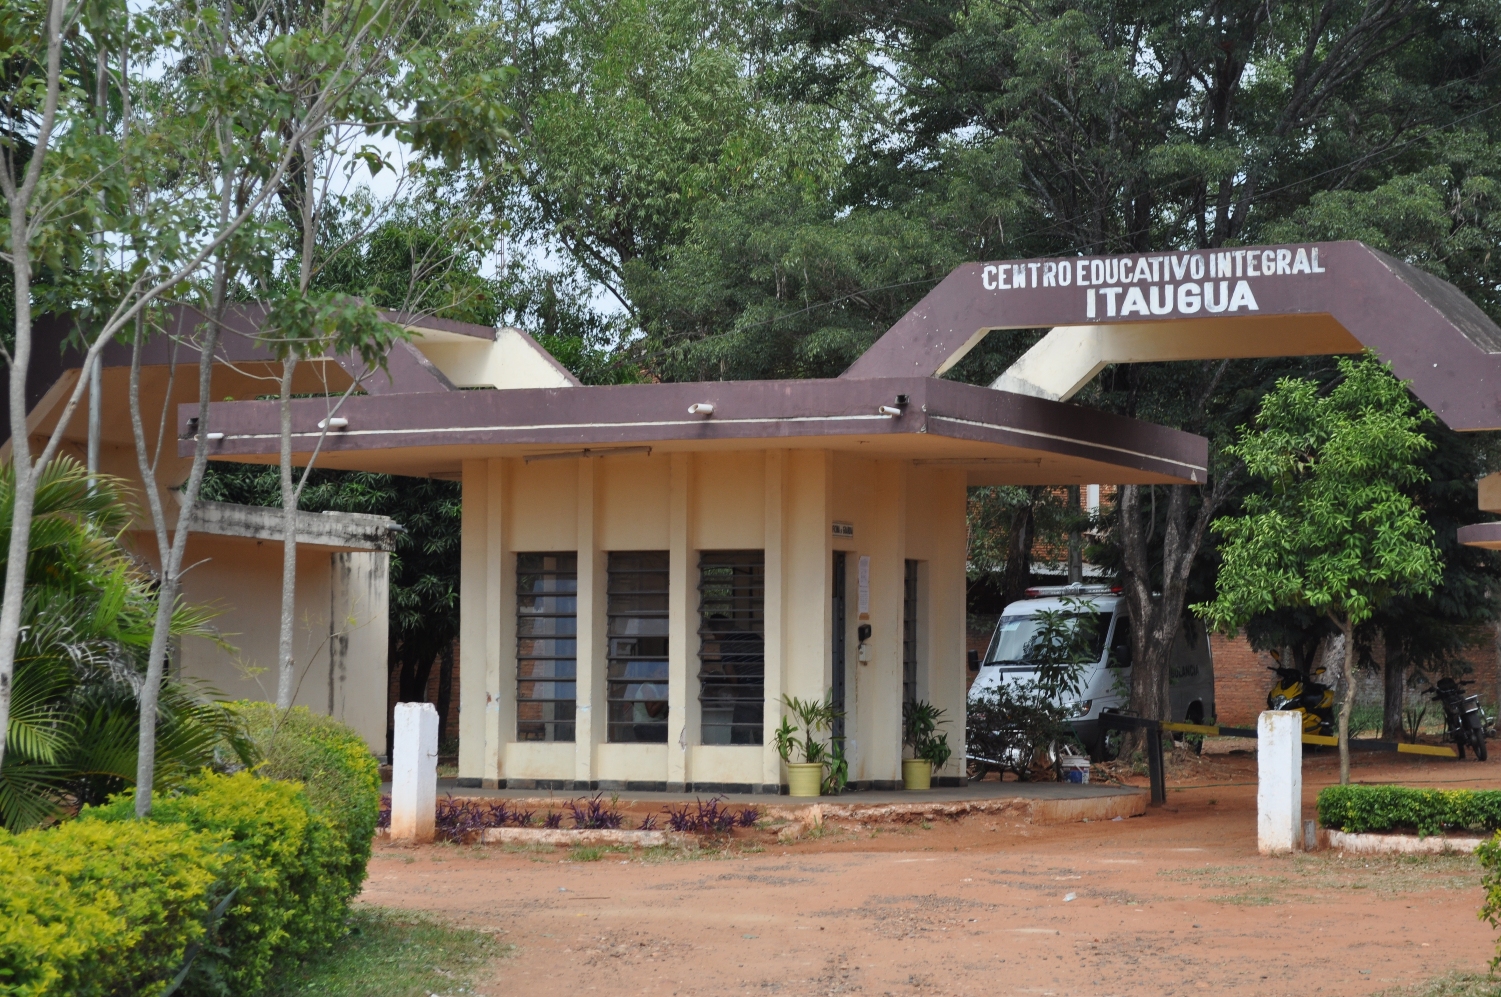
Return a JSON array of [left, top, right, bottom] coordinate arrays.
[[383, 777, 1142, 807]]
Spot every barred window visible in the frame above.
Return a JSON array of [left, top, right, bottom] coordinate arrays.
[[698, 550, 765, 744], [607, 551, 670, 743], [902, 559, 919, 707], [517, 553, 577, 742]]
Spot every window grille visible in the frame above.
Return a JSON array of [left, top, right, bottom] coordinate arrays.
[[902, 559, 919, 707], [607, 551, 670, 743], [697, 550, 765, 744], [516, 553, 577, 742]]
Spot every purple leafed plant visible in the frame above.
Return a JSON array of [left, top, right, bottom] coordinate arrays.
[[661, 797, 752, 834], [377, 795, 392, 829], [637, 812, 659, 831], [568, 793, 625, 829], [543, 810, 564, 829]]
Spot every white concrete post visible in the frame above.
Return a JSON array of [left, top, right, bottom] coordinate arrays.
[[392, 702, 439, 843], [1257, 710, 1302, 855]]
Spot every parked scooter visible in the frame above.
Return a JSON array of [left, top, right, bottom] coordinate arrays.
[[1265, 651, 1335, 737], [1421, 676, 1492, 761]]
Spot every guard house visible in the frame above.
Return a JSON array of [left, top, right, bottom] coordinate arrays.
[[191, 239, 1501, 791]]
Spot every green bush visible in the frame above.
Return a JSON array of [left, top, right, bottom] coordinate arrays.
[[1478, 832, 1501, 967], [1317, 784, 1501, 836], [0, 818, 224, 997], [233, 702, 381, 899]]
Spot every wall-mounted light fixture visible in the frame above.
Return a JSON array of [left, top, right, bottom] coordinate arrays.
[[204, 432, 225, 442], [877, 394, 910, 417], [318, 417, 349, 431], [688, 403, 715, 416]]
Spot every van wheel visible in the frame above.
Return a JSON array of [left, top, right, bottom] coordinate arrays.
[[1184, 705, 1205, 755]]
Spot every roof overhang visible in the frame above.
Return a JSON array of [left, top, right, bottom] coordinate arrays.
[[181, 376, 1209, 486]]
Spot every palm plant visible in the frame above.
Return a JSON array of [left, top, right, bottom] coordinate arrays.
[[0, 458, 252, 829]]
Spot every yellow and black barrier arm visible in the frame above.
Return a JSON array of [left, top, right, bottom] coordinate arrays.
[[1159, 721, 1458, 758]]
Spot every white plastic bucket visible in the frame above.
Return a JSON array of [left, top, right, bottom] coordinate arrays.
[[1060, 756, 1091, 784]]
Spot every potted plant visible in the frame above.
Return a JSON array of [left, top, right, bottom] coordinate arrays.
[[902, 700, 952, 790], [774, 695, 842, 797]]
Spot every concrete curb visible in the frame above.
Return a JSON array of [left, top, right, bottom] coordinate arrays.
[[1327, 830, 1485, 854], [763, 790, 1148, 826], [375, 826, 691, 847]]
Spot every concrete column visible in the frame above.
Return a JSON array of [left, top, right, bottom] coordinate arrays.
[[483, 459, 507, 786], [1257, 710, 1302, 854], [761, 450, 785, 790], [457, 459, 489, 784], [328, 550, 389, 752], [574, 458, 602, 788], [391, 702, 439, 843], [860, 459, 906, 788], [667, 453, 693, 790]]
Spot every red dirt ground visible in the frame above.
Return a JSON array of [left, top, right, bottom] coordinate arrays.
[[362, 746, 1501, 996]]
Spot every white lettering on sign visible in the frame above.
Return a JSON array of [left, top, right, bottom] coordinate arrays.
[[982, 246, 1323, 319]]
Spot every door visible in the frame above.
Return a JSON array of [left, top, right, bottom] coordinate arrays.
[[832, 551, 846, 740]]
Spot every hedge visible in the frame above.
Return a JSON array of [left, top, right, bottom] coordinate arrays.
[[0, 817, 225, 997], [2, 706, 381, 997], [1317, 784, 1501, 836], [232, 702, 381, 901]]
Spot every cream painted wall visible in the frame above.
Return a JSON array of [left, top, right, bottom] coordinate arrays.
[[457, 447, 968, 791], [154, 533, 389, 751]]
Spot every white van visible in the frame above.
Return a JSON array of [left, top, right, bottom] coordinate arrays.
[[968, 584, 1215, 754]]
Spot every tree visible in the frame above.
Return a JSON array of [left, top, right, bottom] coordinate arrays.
[[0, 459, 249, 829], [1196, 355, 1444, 784]]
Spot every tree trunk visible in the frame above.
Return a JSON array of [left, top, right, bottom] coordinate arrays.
[[1382, 630, 1406, 743], [1118, 482, 1224, 751], [436, 641, 455, 749], [1336, 614, 1356, 785], [998, 487, 1039, 608], [1066, 485, 1083, 584], [276, 357, 300, 709]]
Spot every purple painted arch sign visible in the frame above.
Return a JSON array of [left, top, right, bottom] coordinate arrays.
[[842, 240, 1501, 432]]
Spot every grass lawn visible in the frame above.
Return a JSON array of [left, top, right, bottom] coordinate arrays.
[[265, 905, 510, 997], [1382, 975, 1501, 996]]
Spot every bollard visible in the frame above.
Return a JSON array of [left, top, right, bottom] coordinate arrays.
[[1257, 710, 1302, 855], [391, 702, 439, 843]]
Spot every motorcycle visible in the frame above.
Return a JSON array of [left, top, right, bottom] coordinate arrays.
[[1422, 676, 1492, 761], [1266, 655, 1334, 737]]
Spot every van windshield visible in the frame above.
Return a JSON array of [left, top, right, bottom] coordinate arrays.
[[986, 613, 1112, 667]]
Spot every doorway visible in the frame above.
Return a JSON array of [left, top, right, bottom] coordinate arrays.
[[831, 551, 846, 740]]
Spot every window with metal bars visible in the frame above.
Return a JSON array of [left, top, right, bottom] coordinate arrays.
[[697, 550, 765, 744], [516, 553, 577, 742], [607, 551, 670, 743], [902, 559, 919, 707]]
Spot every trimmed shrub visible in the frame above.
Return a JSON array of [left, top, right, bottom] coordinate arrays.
[[1317, 784, 1501, 836], [85, 770, 346, 996], [233, 702, 381, 899], [0, 818, 224, 997]]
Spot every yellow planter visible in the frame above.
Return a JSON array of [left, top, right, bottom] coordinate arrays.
[[786, 762, 823, 797], [902, 758, 932, 791]]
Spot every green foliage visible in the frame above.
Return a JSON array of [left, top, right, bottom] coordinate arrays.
[[0, 818, 224, 997], [1021, 599, 1101, 701], [85, 770, 346, 996], [773, 694, 841, 766], [233, 702, 381, 900], [1319, 785, 1501, 837], [1480, 832, 1501, 968], [901, 700, 952, 770], [1196, 355, 1444, 634], [966, 684, 1079, 782], [1, 458, 251, 830]]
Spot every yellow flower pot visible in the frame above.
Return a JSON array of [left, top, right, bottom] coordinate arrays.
[[902, 758, 932, 791], [786, 762, 823, 797]]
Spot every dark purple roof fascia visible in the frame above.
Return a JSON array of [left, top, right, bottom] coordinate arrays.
[[179, 376, 1209, 483]]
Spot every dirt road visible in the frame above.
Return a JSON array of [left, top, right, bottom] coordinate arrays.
[[362, 749, 1500, 996]]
